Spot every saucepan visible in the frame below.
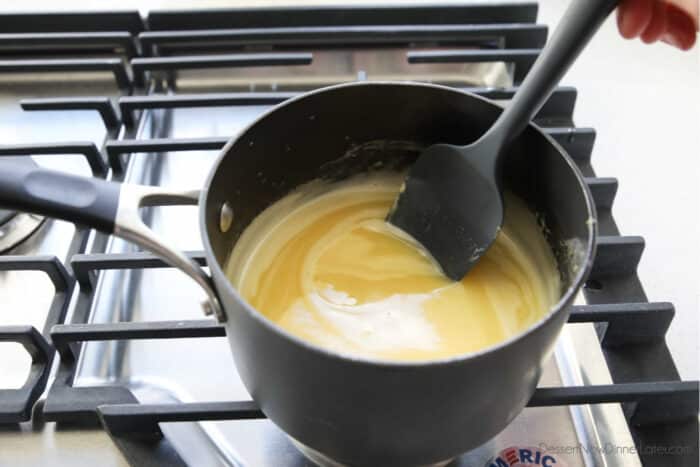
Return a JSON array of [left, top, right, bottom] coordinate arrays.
[[0, 81, 595, 466]]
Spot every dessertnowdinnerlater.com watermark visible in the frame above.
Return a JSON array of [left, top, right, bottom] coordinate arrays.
[[538, 442, 693, 457]]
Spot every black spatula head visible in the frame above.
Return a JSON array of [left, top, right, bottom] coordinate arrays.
[[389, 0, 617, 281], [388, 143, 502, 281]]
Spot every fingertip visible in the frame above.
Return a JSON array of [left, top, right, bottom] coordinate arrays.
[[617, 8, 635, 38], [618, 0, 655, 38], [661, 4, 698, 50], [640, 1, 668, 43], [661, 31, 697, 50], [617, 3, 637, 38]]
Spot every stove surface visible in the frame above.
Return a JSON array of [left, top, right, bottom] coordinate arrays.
[[0, 55, 634, 467], [0, 3, 696, 467]]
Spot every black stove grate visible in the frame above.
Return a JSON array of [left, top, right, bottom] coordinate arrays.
[[0, 3, 697, 466], [0, 256, 73, 423]]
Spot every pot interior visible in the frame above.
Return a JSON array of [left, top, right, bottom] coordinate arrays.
[[204, 83, 593, 299]]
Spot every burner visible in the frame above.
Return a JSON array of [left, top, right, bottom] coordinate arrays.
[[290, 438, 453, 467], [0, 209, 45, 253], [0, 158, 46, 253], [0, 208, 15, 225]]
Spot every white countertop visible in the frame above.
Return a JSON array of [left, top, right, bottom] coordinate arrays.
[[2, 0, 697, 380], [536, 0, 699, 381]]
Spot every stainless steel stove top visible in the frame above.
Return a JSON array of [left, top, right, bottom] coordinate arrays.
[[0, 4, 696, 467]]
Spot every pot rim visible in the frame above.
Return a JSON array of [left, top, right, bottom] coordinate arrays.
[[200, 80, 598, 368]]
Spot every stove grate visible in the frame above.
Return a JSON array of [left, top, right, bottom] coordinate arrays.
[[0, 256, 73, 423], [0, 3, 697, 466]]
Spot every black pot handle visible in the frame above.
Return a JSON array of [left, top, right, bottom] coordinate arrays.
[[0, 158, 120, 232], [0, 158, 225, 322]]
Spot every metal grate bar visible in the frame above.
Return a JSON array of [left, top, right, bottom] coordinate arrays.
[[44, 386, 138, 424], [118, 92, 294, 126], [139, 24, 547, 54], [532, 87, 576, 126], [530, 381, 698, 410], [0, 32, 136, 57], [71, 251, 205, 288], [116, 87, 576, 127], [545, 127, 596, 169], [0, 255, 72, 293], [570, 302, 674, 346], [466, 86, 577, 126], [584, 177, 618, 210], [0, 58, 131, 89], [0, 11, 144, 34], [47, 301, 676, 349], [63, 234, 646, 302], [0, 142, 108, 178], [96, 400, 261, 466], [51, 320, 224, 343], [95, 381, 698, 433], [106, 137, 227, 172], [21, 97, 121, 130], [67, 204, 641, 283], [99, 401, 263, 435], [407, 49, 539, 83], [95, 133, 602, 198], [147, 4, 539, 30], [131, 52, 313, 86], [119, 91, 293, 109], [0, 256, 74, 422], [0, 326, 52, 423], [589, 236, 645, 280]]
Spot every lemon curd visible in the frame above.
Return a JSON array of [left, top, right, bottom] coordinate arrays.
[[226, 172, 560, 362]]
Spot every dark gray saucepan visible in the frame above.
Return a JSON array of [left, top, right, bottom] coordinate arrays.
[[0, 82, 596, 466]]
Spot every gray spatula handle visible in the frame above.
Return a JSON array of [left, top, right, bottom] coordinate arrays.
[[479, 0, 619, 154]]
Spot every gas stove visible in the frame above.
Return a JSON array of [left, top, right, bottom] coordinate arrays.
[[0, 4, 697, 467]]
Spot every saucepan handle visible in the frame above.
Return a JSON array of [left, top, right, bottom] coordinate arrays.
[[0, 158, 225, 322]]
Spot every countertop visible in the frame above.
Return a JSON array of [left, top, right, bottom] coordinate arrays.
[[536, 0, 699, 381]]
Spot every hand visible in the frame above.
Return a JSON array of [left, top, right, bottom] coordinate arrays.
[[617, 0, 699, 50]]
